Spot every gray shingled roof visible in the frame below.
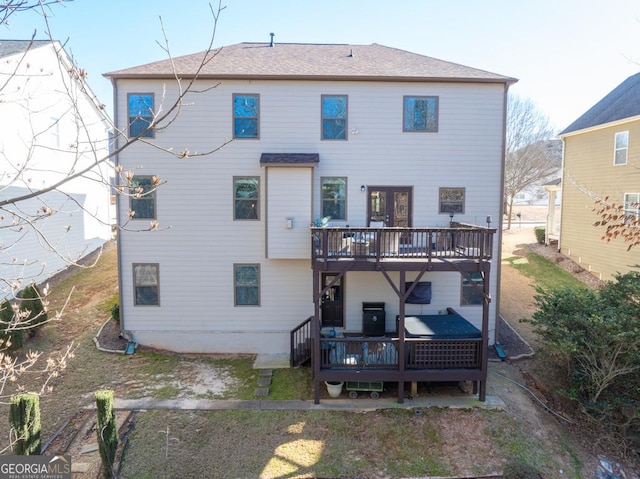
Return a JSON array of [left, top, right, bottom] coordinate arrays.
[[105, 42, 516, 84], [0, 40, 52, 59], [560, 72, 640, 135]]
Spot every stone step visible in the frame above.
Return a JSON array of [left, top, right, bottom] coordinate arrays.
[[258, 377, 272, 387]]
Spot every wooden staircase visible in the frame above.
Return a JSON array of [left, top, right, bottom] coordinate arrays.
[[290, 316, 313, 367]]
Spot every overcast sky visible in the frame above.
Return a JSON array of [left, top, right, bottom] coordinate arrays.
[[3, 0, 639, 131]]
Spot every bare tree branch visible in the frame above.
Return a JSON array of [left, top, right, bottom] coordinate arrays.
[[504, 94, 557, 229], [0, 0, 72, 26], [0, 0, 229, 401]]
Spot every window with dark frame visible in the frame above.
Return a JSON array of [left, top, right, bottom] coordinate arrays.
[[321, 95, 347, 140], [233, 177, 259, 220], [233, 94, 259, 139], [133, 263, 159, 306], [403, 96, 438, 132], [439, 187, 465, 214], [321, 177, 346, 220], [130, 176, 156, 219], [128, 93, 154, 138], [614, 131, 629, 165], [461, 272, 483, 306], [234, 264, 260, 306]]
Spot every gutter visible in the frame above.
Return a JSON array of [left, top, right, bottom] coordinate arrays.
[[104, 72, 518, 85]]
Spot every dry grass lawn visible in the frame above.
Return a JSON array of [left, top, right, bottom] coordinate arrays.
[[0, 240, 596, 478]]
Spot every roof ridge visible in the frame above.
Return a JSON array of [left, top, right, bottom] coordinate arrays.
[[239, 41, 353, 46]]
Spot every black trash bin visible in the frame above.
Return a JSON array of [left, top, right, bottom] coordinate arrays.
[[362, 302, 385, 336]]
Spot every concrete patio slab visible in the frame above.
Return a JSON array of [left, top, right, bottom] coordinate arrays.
[[253, 353, 289, 369]]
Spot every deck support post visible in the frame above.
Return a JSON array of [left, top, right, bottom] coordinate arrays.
[[313, 268, 321, 404], [397, 270, 406, 403], [479, 265, 491, 402]]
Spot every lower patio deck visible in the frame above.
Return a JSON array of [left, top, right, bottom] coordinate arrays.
[[315, 335, 486, 403], [294, 309, 488, 403]]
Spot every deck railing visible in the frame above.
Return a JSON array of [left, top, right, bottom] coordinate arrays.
[[405, 338, 482, 369], [311, 226, 494, 262], [290, 316, 313, 367], [319, 336, 482, 371]]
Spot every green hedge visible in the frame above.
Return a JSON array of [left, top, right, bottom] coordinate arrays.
[[9, 393, 41, 455], [0, 299, 24, 351], [534, 226, 545, 244], [96, 389, 118, 478], [503, 459, 541, 479], [111, 303, 120, 324], [19, 285, 47, 337]]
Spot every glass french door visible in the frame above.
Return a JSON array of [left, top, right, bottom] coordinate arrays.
[[321, 273, 343, 327], [367, 187, 412, 227]]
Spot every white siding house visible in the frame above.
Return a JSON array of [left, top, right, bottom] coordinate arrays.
[[107, 43, 514, 401], [0, 40, 113, 297]]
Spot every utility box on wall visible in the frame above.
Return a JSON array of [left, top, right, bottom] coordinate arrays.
[[362, 302, 385, 336]]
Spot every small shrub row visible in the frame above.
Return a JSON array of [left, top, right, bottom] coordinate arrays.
[[533, 226, 545, 244], [111, 303, 120, 324], [9, 389, 118, 479], [0, 285, 47, 351], [530, 270, 640, 412]]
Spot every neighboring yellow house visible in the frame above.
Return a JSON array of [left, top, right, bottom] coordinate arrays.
[[558, 72, 640, 281]]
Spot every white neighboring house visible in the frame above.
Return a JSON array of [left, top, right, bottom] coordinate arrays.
[[106, 42, 515, 402], [0, 40, 113, 297]]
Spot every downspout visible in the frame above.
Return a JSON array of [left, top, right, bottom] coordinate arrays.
[[110, 77, 127, 340], [558, 137, 566, 253], [494, 81, 512, 347]]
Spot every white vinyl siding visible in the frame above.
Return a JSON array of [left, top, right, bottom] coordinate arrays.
[[115, 78, 504, 353], [0, 43, 112, 289], [266, 167, 313, 259]]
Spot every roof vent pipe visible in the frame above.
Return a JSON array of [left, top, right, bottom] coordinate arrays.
[[270, 33, 275, 47], [348, 48, 354, 57]]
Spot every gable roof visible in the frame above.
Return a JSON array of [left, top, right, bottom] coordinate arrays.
[[0, 40, 52, 59], [105, 42, 516, 84], [559, 72, 640, 135]]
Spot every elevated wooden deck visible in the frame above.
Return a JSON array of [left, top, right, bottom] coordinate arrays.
[[312, 225, 494, 271], [305, 224, 495, 404]]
